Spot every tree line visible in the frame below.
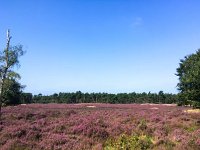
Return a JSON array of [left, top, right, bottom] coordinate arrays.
[[21, 91, 178, 104]]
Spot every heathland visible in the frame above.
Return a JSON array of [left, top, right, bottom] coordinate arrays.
[[0, 103, 199, 150]]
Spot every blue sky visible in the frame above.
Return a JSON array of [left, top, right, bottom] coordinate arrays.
[[1, 0, 200, 95]]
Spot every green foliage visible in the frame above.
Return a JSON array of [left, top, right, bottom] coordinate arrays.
[[32, 91, 178, 104], [185, 125, 198, 132], [138, 119, 147, 131], [20, 93, 33, 104], [104, 134, 153, 150], [176, 49, 200, 107], [187, 138, 200, 150], [0, 30, 25, 107], [157, 139, 176, 150], [1, 79, 23, 106]]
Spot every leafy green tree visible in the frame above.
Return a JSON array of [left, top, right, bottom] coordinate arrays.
[[2, 78, 24, 105], [76, 91, 83, 103], [20, 93, 33, 104], [158, 91, 166, 103], [0, 30, 24, 121], [176, 49, 200, 106]]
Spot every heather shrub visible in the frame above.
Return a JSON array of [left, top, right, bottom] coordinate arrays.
[[153, 139, 176, 150], [26, 129, 42, 141], [65, 109, 77, 117], [138, 119, 147, 131], [8, 114, 19, 120], [135, 119, 155, 137], [196, 120, 200, 125], [2, 139, 30, 150], [73, 122, 109, 139], [185, 125, 198, 132], [39, 133, 72, 150], [47, 110, 61, 118], [0, 124, 3, 131], [3, 125, 28, 139], [187, 138, 200, 150], [196, 138, 200, 147], [108, 123, 124, 136], [104, 134, 153, 150], [180, 116, 190, 121], [0, 134, 8, 146], [14, 129, 27, 138], [162, 125, 171, 136], [25, 113, 36, 120], [0, 104, 199, 149], [185, 129, 200, 149], [72, 117, 109, 139], [35, 113, 47, 120], [53, 124, 67, 133], [150, 115, 162, 123]]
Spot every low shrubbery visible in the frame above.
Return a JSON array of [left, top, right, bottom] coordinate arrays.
[[104, 134, 153, 150], [178, 100, 200, 108], [0, 104, 199, 150]]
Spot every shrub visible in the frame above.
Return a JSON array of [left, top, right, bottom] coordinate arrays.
[[104, 134, 153, 150], [138, 119, 147, 131], [153, 139, 176, 150]]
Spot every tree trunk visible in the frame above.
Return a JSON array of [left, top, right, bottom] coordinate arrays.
[[0, 29, 11, 124], [0, 80, 3, 124], [0, 98, 1, 124]]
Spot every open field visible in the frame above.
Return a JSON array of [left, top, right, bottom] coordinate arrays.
[[0, 104, 200, 150]]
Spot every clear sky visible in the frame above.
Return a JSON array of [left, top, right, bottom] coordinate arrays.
[[1, 0, 200, 95]]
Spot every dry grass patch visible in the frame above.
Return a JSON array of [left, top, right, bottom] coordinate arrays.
[[150, 107, 159, 110], [184, 109, 200, 113], [86, 105, 96, 108]]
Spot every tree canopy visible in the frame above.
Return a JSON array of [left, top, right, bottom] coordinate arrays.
[[176, 49, 200, 107], [30, 91, 178, 104]]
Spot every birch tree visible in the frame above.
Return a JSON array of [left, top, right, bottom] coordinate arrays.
[[0, 30, 24, 122]]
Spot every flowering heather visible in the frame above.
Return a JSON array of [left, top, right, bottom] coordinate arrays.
[[0, 103, 199, 150]]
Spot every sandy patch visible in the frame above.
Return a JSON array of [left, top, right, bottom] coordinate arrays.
[[184, 109, 200, 113], [86, 105, 96, 108], [162, 104, 177, 106], [20, 104, 27, 106], [140, 104, 176, 106], [150, 107, 159, 110]]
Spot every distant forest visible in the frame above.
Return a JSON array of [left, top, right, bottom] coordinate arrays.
[[21, 91, 178, 104]]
